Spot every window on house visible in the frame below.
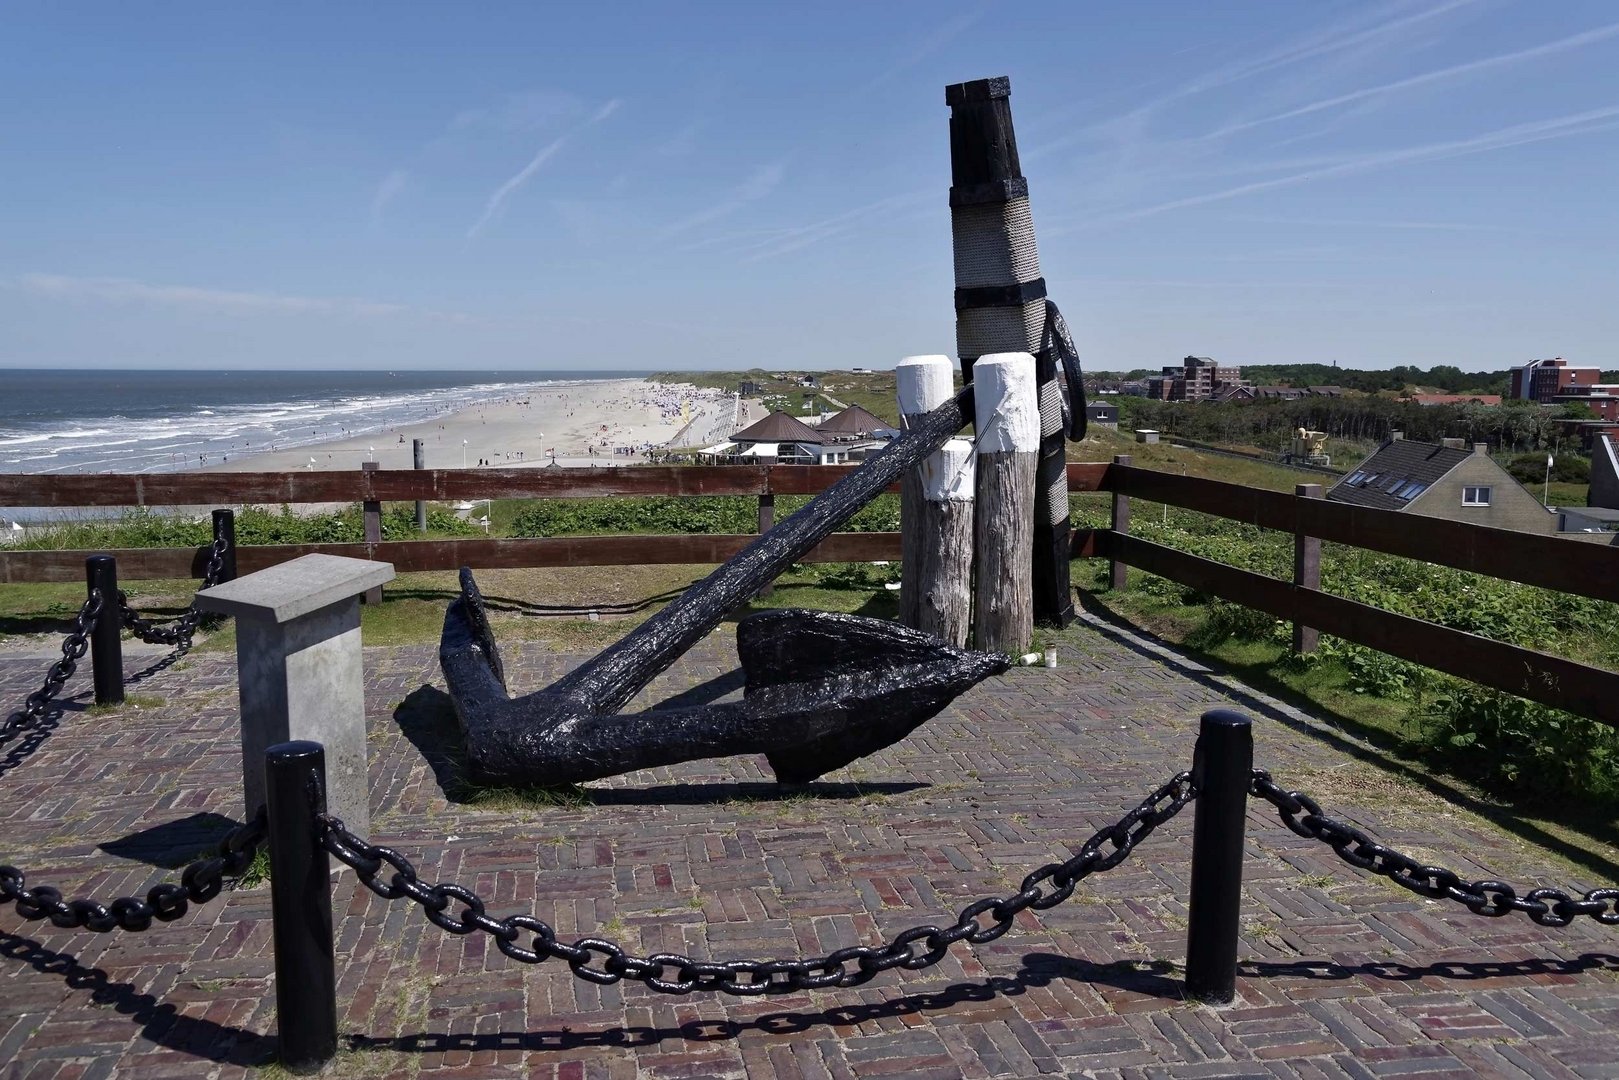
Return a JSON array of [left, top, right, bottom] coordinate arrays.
[[1462, 486, 1491, 506], [1396, 481, 1428, 499], [1344, 471, 1366, 485]]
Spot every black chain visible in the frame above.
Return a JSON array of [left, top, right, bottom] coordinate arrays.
[[319, 770, 1195, 995], [0, 592, 102, 750], [0, 809, 266, 932], [118, 535, 229, 647], [1251, 769, 1619, 928]]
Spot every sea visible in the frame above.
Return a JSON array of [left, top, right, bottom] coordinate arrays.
[[0, 369, 646, 477]]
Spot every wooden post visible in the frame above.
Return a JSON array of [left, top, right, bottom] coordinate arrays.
[[1110, 455, 1131, 591], [1293, 483, 1323, 653], [898, 354, 972, 640], [361, 461, 383, 605], [412, 438, 427, 533], [972, 353, 1037, 654], [756, 492, 775, 598], [946, 75, 1073, 629], [917, 439, 974, 645]]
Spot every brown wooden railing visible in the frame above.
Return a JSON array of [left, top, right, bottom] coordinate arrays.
[[1099, 458, 1618, 725], [1, 461, 1613, 722]]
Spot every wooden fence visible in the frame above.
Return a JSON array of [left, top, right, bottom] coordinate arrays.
[[1, 461, 1613, 723]]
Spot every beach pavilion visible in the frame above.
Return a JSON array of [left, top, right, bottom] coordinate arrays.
[[812, 404, 899, 460], [699, 409, 844, 464]]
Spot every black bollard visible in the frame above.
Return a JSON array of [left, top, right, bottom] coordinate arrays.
[[211, 509, 237, 584], [84, 555, 123, 706], [265, 741, 337, 1073], [1184, 708, 1253, 1004]]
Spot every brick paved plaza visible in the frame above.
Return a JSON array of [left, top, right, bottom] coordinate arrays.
[[4, 612, 1619, 1078]]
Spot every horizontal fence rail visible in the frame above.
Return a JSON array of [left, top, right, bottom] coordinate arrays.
[[0, 465, 895, 506], [1105, 533, 1619, 724], [1104, 464, 1617, 604], [1, 533, 903, 584]]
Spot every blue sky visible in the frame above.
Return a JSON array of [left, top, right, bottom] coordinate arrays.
[[3, 1, 1618, 373]]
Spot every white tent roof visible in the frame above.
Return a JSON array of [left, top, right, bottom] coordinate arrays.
[[698, 442, 736, 455], [740, 442, 778, 457]]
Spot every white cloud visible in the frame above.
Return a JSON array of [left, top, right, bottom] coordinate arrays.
[[450, 90, 588, 133], [658, 161, 788, 239], [1055, 104, 1619, 233], [1200, 20, 1619, 142], [16, 273, 477, 323], [465, 98, 623, 239], [369, 169, 410, 225]]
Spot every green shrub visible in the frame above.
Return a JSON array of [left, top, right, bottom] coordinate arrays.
[[808, 561, 900, 591], [1187, 599, 1279, 647], [508, 493, 902, 538], [1505, 451, 1588, 485], [1423, 684, 1619, 804]]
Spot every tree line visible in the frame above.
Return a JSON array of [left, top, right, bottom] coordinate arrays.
[[1099, 363, 1619, 395], [1119, 395, 1570, 451]]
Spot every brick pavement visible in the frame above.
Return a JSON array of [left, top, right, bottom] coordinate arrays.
[[3, 612, 1619, 1078]]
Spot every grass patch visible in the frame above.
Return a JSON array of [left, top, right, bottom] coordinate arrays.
[[86, 693, 166, 714], [462, 783, 594, 812], [236, 849, 271, 889], [1078, 558, 1619, 883]]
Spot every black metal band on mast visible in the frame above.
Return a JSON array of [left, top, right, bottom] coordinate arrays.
[[946, 76, 1075, 628]]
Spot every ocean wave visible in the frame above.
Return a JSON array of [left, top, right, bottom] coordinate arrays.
[[0, 428, 111, 447]]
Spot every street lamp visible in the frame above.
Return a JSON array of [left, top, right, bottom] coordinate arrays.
[[1545, 453, 1554, 506], [368, 446, 375, 463], [462, 439, 468, 469]]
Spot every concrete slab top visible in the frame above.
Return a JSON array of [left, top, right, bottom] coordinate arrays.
[[194, 553, 395, 623]]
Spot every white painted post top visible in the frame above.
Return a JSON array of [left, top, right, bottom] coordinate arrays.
[[896, 355, 954, 417], [195, 554, 396, 624], [973, 352, 1039, 453]]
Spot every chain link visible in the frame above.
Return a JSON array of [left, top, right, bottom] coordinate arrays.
[[0, 809, 265, 932], [118, 534, 229, 647], [1250, 769, 1619, 928], [0, 592, 102, 750], [319, 770, 1195, 996]]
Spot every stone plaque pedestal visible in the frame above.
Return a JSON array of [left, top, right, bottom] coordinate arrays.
[[196, 553, 395, 836]]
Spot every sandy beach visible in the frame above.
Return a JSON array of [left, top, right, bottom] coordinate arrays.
[[202, 378, 756, 475]]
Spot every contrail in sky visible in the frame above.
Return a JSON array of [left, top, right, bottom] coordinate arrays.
[[467, 99, 621, 239]]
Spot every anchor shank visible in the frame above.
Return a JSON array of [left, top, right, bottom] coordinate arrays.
[[546, 387, 974, 713]]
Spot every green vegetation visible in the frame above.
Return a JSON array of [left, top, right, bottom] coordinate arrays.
[[508, 493, 899, 537], [654, 368, 909, 427], [1504, 451, 1589, 485], [1119, 394, 1557, 451], [14, 503, 483, 550], [1084, 507, 1619, 812], [1096, 361, 1506, 396]]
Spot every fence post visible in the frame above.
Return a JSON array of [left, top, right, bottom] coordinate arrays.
[[972, 352, 1038, 655], [1184, 708, 1252, 1004], [265, 740, 337, 1074], [361, 461, 383, 605], [84, 555, 124, 706], [211, 509, 237, 584], [1292, 484, 1322, 654], [756, 491, 775, 597], [1109, 455, 1131, 591], [898, 354, 973, 645], [412, 438, 427, 533]]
